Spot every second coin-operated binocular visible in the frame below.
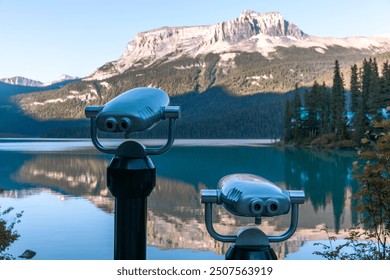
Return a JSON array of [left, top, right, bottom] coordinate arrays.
[[201, 174, 305, 260]]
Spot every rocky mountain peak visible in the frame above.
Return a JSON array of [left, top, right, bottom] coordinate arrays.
[[210, 10, 305, 44], [238, 10, 305, 37], [86, 11, 306, 80], [86, 10, 390, 82]]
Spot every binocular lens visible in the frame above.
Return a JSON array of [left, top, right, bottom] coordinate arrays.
[[119, 118, 132, 132], [104, 117, 117, 132], [250, 199, 264, 215], [266, 199, 280, 215]]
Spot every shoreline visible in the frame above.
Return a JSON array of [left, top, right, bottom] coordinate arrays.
[[0, 138, 279, 152]]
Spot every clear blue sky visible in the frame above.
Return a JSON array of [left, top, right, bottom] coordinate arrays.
[[1, 0, 389, 83]]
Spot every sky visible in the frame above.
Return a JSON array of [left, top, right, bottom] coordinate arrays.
[[0, 0, 390, 83]]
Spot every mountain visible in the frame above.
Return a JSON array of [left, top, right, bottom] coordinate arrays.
[[0, 74, 79, 88], [8, 10, 390, 138], [0, 77, 84, 138], [86, 10, 390, 82], [43, 74, 79, 86], [86, 11, 306, 81], [0, 76, 43, 87]]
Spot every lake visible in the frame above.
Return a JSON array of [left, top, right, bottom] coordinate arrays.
[[0, 139, 359, 260]]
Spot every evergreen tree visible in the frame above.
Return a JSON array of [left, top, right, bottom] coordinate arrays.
[[283, 99, 293, 141], [320, 82, 331, 134], [351, 63, 366, 142], [350, 64, 361, 114], [330, 60, 347, 139], [367, 59, 381, 117], [380, 61, 390, 110], [361, 58, 372, 114], [304, 81, 321, 138], [292, 88, 303, 141]]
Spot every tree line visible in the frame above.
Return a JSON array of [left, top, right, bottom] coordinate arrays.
[[283, 58, 390, 146]]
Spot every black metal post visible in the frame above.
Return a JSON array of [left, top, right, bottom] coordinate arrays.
[[114, 197, 147, 259], [106, 141, 156, 260], [225, 244, 277, 260], [224, 227, 278, 260]]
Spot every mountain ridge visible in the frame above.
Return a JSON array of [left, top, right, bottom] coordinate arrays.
[[0, 75, 79, 88], [0, 76, 44, 87]]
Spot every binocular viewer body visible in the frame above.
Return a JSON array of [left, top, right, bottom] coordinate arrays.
[[202, 174, 305, 219], [93, 87, 170, 134], [85, 87, 180, 155], [219, 174, 291, 217]]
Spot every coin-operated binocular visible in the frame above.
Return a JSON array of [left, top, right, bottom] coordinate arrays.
[[201, 174, 305, 260], [85, 87, 180, 260]]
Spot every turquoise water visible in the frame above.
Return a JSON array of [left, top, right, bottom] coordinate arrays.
[[0, 141, 359, 259]]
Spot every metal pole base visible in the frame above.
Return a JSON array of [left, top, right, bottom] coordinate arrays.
[[225, 244, 277, 260], [225, 227, 278, 260], [114, 197, 147, 260]]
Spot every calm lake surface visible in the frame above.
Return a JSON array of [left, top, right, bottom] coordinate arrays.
[[0, 139, 359, 260]]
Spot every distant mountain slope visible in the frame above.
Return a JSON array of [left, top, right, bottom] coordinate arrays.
[[0, 79, 84, 137], [0, 76, 43, 87], [0, 75, 79, 87]]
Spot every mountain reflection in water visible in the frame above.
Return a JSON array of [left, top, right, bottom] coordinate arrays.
[[0, 144, 359, 259]]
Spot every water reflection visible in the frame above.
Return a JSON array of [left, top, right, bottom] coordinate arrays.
[[0, 145, 359, 259]]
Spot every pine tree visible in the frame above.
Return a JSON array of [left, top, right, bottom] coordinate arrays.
[[283, 99, 293, 141], [331, 60, 347, 139], [304, 81, 321, 138], [361, 58, 372, 114], [320, 82, 331, 134], [350, 64, 361, 114], [380, 61, 390, 110], [351, 63, 365, 142], [292, 88, 303, 141], [367, 59, 381, 117]]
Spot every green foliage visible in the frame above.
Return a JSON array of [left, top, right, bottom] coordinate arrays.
[[314, 120, 390, 260], [330, 60, 347, 139], [304, 81, 320, 138], [0, 189, 23, 260], [314, 226, 390, 260]]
